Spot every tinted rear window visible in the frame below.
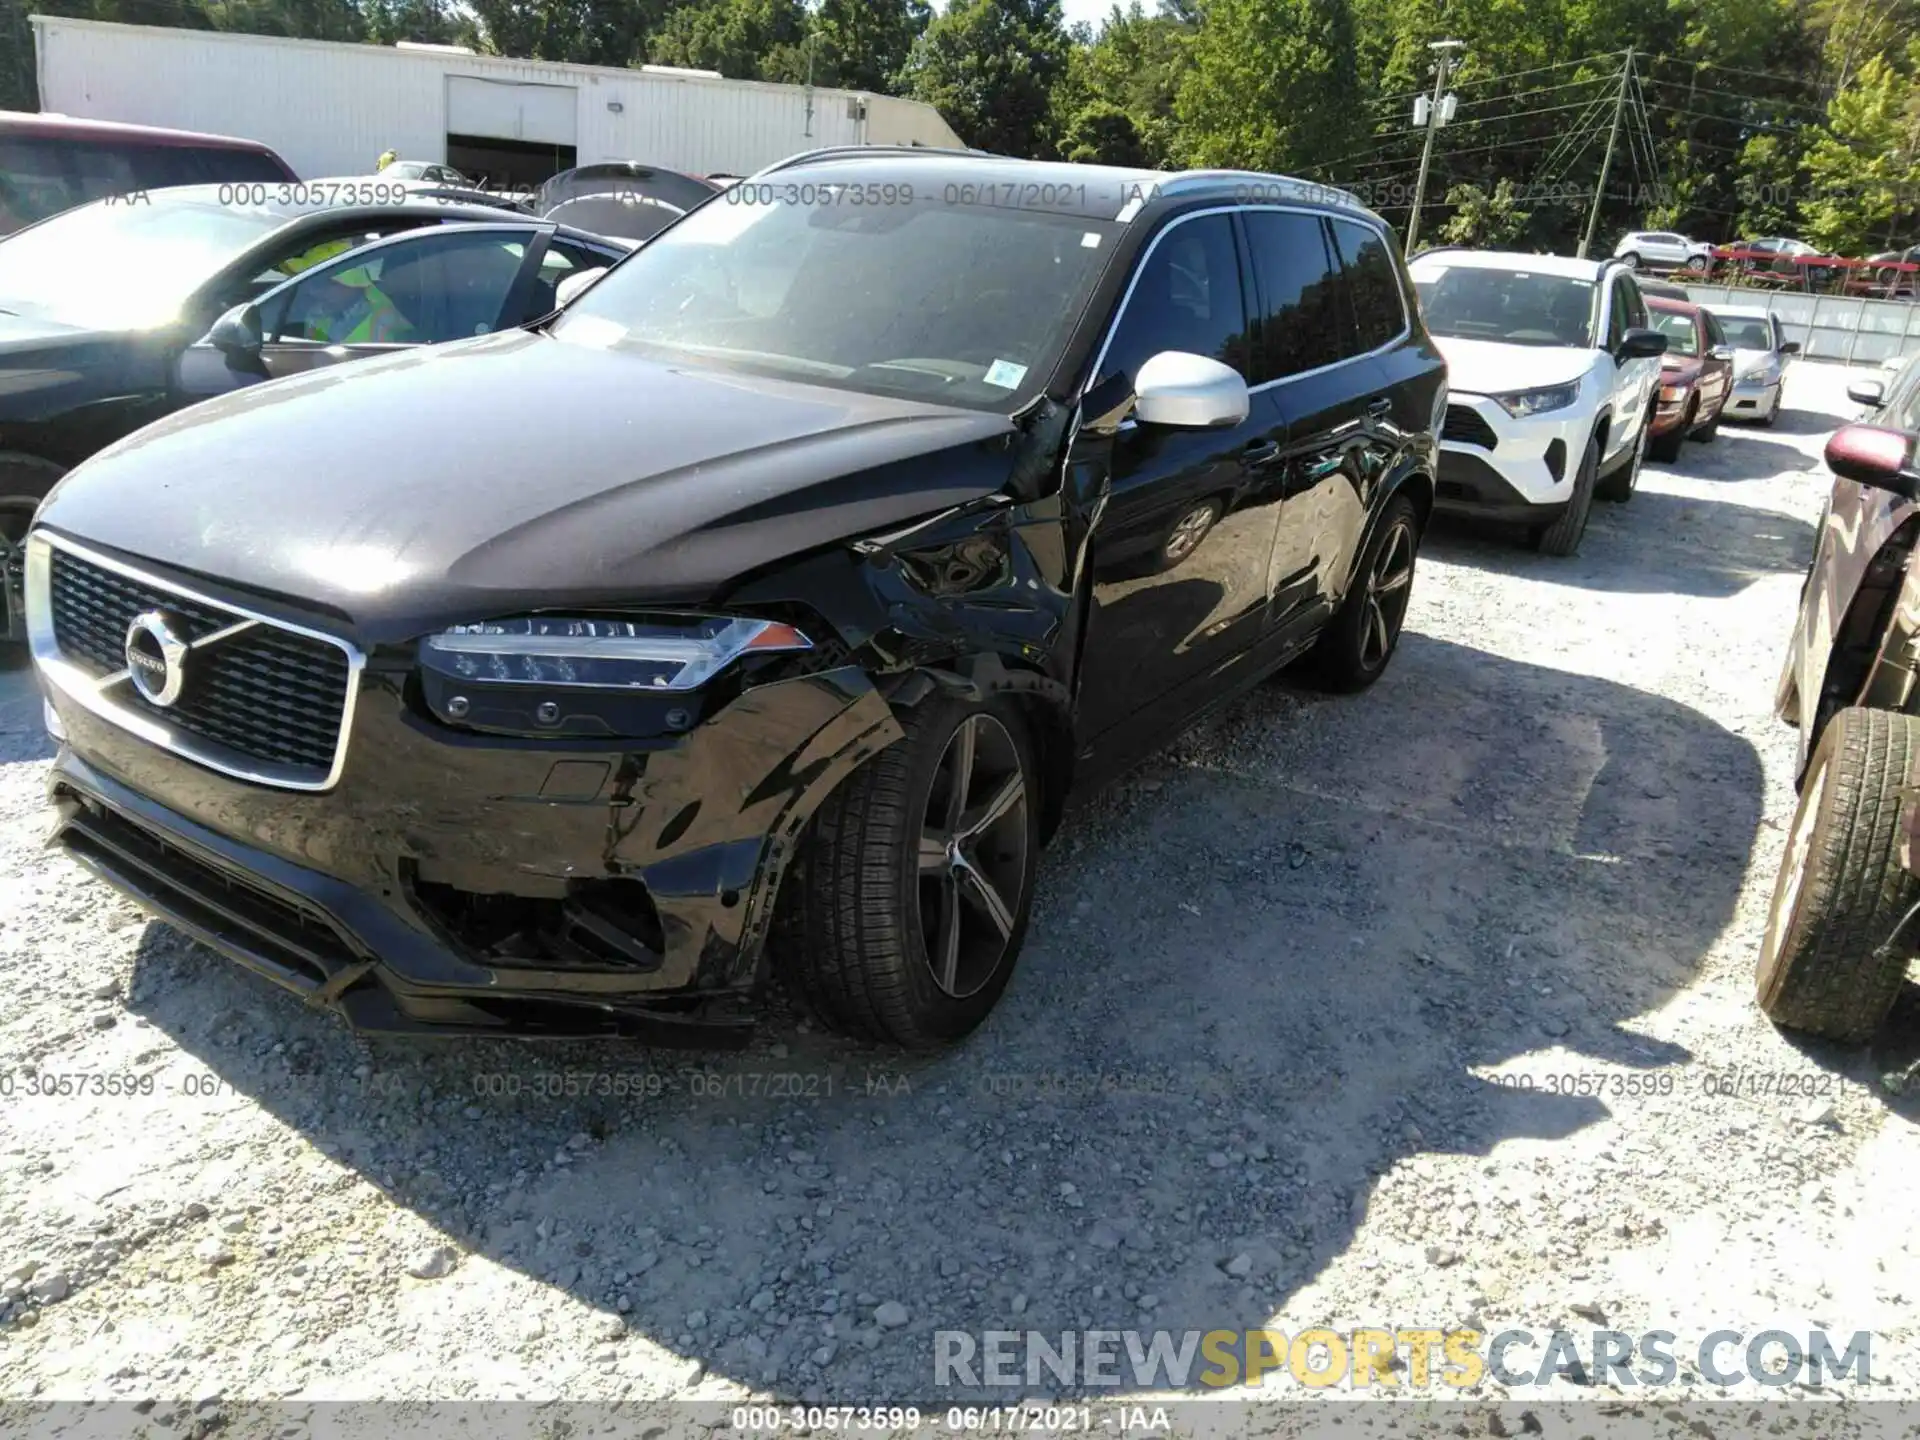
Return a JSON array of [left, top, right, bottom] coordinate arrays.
[[1331, 219, 1406, 352], [0, 135, 288, 231]]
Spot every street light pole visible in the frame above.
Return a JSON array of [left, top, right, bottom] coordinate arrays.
[[1578, 47, 1633, 260], [1405, 38, 1465, 254]]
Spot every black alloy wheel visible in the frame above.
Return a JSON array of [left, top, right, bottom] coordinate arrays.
[[1308, 492, 1421, 691], [782, 692, 1040, 1047], [915, 712, 1030, 999]]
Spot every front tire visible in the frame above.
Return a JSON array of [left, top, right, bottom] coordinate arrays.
[[1691, 402, 1720, 442], [1596, 413, 1648, 503], [1759, 387, 1782, 427], [1533, 434, 1598, 557], [0, 452, 66, 645], [1308, 493, 1420, 691], [1756, 706, 1920, 1045], [783, 691, 1039, 1048]]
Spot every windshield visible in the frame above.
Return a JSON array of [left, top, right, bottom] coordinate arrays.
[[1718, 317, 1773, 349], [553, 187, 1121, 409], [0, 194, 292, 328], [1410, 265, 1595, 347], [1650, 309, 1699, 356]]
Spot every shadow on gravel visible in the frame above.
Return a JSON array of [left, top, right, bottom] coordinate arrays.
[[1647, 427, 1823, 478], [120, 633, 1761, 1401], [1428, 488, 1816, 598]]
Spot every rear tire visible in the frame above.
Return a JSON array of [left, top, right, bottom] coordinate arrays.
[[1533, 435, 1598, 557], [782, 690, 1039, 1048], [1308, 493, 1420, 692], [1756, 706, 1920, 1045]]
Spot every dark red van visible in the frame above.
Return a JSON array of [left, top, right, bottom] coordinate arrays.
[[0, 111, 296, 235]]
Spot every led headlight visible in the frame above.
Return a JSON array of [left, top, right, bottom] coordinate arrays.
[[419, 614, 812, 692], [1489, 381, 1580, 419]]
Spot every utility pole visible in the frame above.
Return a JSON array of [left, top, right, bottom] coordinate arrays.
[[1578, 47, 1633, 260], [1405, 38, 1465, 254]]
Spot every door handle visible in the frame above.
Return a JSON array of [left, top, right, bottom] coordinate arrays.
[[1242, 439, 1280, 466]]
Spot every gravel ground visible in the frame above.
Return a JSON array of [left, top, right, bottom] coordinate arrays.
[[4, 362, 1919, 1418]]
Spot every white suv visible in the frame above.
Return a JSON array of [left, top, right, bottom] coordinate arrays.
[[1407, 250, 1669, 555], [1614, 230, 1712, 271]]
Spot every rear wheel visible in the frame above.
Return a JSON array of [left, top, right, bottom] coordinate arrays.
[[1756, 706, 1920, 1044], [1533, 435, 1598, 557], [782, 692, 1038, 1048], [1308, 493, 1420, 691]]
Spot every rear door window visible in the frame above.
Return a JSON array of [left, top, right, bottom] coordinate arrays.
[[1330, 219, 1407, 354], [1240, 209, 1349, 382], [1100, 213, 1252, 386]]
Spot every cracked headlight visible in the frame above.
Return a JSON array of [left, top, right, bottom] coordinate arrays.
[[420, 615, 812, 692], [1489, 381, 1580, 419]]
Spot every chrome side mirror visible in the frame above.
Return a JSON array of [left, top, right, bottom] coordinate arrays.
[[1133, 351, 1250, 429]]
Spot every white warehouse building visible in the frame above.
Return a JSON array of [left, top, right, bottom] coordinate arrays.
[[28, 15, 964, 183]]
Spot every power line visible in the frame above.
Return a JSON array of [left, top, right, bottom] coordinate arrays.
[[1641, 52, 1829, 98], [1361, 51, 1627, 110], [1640, 100, 1806, 137], [1636, 74, 1829, 120]]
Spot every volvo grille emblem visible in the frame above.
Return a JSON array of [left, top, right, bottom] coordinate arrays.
[[124, 610, 191, 708]]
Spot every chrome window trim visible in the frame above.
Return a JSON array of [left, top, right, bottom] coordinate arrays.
[[26, 530, 363, 794], [1080, 203, 1413, 403]]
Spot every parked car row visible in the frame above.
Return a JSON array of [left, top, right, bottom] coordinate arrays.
[[2, 138, 1886, 1055], [1406, 247, 1796, 556]]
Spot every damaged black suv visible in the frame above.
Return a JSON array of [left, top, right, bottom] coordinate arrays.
[[28, 150, 1444, 1048]]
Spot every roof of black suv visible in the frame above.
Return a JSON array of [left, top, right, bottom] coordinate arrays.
[[756, 147, 1374, 226]]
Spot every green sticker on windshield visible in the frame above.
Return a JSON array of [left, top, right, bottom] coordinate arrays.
[[984, 359, 1028, 389]]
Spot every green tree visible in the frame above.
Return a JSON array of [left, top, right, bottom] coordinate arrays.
[[648, 0, 808, 79], [1175, 0, 1362, 175], [1057, 99, 1149, 164], [1803, 48, 1920, 253], [899, 0, 1072, 157], [809, 0, 930, 91], [1048, 2, 1191, 167], [1437, 177, 1531, 246]]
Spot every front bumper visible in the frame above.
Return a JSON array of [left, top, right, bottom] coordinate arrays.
[[1724, 376, 1781, 419], [1434, 392, 1585, 518], [43, 659, 903, 1041], [1650, 384, 1695, 436]]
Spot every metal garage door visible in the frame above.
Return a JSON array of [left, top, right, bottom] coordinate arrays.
[[446, 76, 578, 145]]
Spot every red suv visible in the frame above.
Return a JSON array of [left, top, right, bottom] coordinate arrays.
[[0, 111, 296, 235]]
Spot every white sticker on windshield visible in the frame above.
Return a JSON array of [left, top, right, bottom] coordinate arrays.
[[1081, 232, 1102, 248], [984, 359, 1029, 390]]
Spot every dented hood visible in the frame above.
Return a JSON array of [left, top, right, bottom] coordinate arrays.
[[35, 329, 1019, 641]]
